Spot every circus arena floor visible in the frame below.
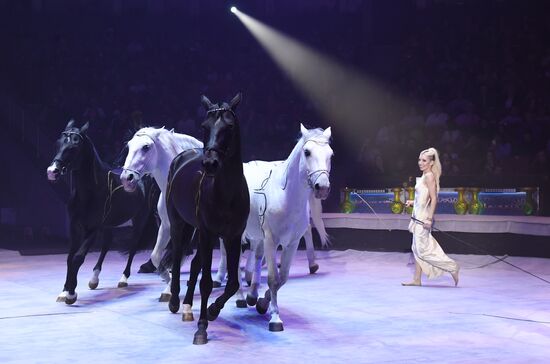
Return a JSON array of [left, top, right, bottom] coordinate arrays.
[[1, 248, 549, 363]]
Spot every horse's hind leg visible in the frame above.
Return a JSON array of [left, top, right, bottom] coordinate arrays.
[[213, 238, 226, 287], [303, 224, 319, 274], [89, 229, 111, 290]]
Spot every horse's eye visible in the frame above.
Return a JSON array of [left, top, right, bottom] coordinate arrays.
[[304, 149, 311, 157], [72, 136, 80, 143], [142, 144, 150, 152]]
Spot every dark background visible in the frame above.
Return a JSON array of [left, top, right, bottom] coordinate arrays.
[[1, 0, 549, 251]]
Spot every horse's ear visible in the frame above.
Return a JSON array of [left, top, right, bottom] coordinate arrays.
[[300, 123, 308, 136], [169, 128, 174, 133], [201, 95, 214, 110], [323, 126, 332, 139], [229, 92, 242, 110], [66, 119, 75, 129], [80, 122, 89, 134]]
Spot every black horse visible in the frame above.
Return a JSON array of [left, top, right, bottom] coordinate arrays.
[[47, 120, 159, 304], [165, 93, 250, 345]]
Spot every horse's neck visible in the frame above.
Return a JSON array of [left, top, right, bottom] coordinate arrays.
[[153, 132, 202, 193], [211, 147, 245, 202], [73, 140, 108, 193], [274, 138, 309, 206]]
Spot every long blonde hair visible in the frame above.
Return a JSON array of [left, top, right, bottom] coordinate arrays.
[[421, 147, 442, 192]]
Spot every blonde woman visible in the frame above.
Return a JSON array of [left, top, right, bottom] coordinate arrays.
[[402, 147, 460, 286]]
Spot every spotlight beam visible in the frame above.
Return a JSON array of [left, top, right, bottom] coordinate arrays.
[[233, 10, 411, 149]]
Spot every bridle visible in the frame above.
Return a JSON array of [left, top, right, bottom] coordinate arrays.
[[304, 139, 331, 191], [52, 131, 85, 175], [204, 107, 236, 157]]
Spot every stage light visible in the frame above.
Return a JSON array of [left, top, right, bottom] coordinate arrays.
[[230, 6, 237, 14]]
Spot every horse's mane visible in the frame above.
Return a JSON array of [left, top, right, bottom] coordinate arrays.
[[133, 127, 202, 156]]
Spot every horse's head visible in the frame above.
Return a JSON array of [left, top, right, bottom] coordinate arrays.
[[47, 120, 89, 181], [300, 124, 333, 200], [200, 93, 241, 176], [121, 127, 161, 192]]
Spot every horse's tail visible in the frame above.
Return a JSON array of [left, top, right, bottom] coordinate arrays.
[[158, 229, 197, 273], [309, 197, 331, 247], [121, 208, 159, 255], [158, 240, 173, 273]]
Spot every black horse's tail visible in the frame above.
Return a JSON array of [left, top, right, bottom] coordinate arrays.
[[158, 229, 197, 273]]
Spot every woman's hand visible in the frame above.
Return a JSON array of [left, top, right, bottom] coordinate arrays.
[[405, 200, 414, 207], [423, 219, 433, 229]]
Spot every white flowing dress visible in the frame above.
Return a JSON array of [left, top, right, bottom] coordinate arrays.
[[408, 174, 459, 279]]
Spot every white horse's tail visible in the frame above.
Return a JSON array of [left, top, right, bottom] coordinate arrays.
[[309, 196, 331, 247]]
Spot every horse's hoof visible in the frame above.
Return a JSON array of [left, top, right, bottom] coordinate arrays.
[[246, 295, 257, 306], [236, 299, 247, 308], [207, 303, 220, 321], [309, 263, 319, 274], [193, 331, 208, 345], [269, 322, 284, 332], [182, 312, 194, 322], [56, 293, 67, 302], [117, 281, 128, 288], [138, 259, 157, 273], [88, 281, 99, 290], [159, 293, 171, 302], [169, 298, 180, 314], [212, 281, 222, 288], [65, 293, 77, 305], [256, 298, 268, 315]]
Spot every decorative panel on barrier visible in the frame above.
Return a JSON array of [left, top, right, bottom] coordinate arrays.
[[340, 187, 540, 216]]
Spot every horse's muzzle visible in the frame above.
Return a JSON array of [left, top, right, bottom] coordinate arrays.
[[121, 170, 138, 192], [313, 185, 331, 200], [47, 164, 61, 181], [202, 150, 221, 175]]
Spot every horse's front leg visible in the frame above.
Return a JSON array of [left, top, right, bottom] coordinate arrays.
[[155, 220, 173, 301], [246, 238, 264, 306], [256, 231, 281, 331], [193, 230, 215, 345], [152, 195, 174, 297], [213, 238, 227, 287], [64, 229, 99, 305], [58, 220, 82, 302], [208, 235, 244, 318], [168, 218, 191, 314], [181, 250, 201, 321], [303, 223, 319, 274], [120, 209, 156, 288], [88, 229, 111, 290], [269, 239, 300, 331]]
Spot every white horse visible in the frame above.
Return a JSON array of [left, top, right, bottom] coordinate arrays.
[[214, 168, 330, 287], [244, 124, 333, 331], [120, 127, 202, 300]]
